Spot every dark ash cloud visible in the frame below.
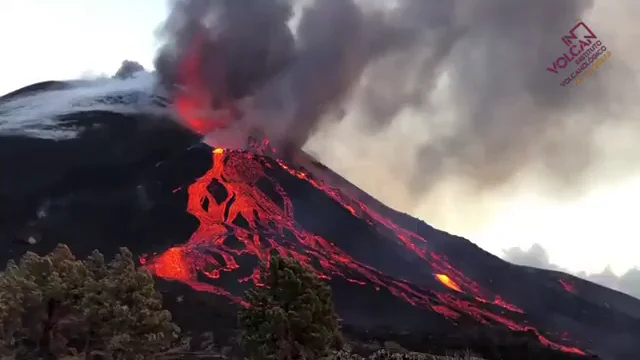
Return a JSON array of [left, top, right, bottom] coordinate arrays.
[[153, 0, 639, 199]]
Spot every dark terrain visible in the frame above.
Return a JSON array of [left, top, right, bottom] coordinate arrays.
[[1, 82, 639, 360]]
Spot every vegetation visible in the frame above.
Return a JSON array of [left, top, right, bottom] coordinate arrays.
[[0, 245, 584, 360], [238, 254, 342, 360], [0, 244, 180, 360]]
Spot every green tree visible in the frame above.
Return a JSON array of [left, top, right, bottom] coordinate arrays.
[[239, 255, 341, 360], [0, 244, 180, 360]]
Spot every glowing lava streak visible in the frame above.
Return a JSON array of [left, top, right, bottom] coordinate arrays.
[[436, 274, 462, 292], [275, 160, 526, 313], [559, 279, 576, 293]]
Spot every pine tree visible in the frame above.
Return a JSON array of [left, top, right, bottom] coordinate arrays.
[[239, 255, 341, 360], [0, 244, 180, 359]]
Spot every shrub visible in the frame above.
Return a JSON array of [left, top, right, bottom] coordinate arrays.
[[238, 254, 341, 360], [0, 244, 180, 359]]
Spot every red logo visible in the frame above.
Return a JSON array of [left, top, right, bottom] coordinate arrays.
[[561, 21, 598, 48], [545, 20, 610, 87]]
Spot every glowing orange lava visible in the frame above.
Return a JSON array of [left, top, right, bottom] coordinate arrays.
[[436, 274, 462, 292]]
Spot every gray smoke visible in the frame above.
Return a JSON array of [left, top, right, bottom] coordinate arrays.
[[154, 0, 294, 101], [114, 60, 146, 80], [504, 244, 640, 299], [154, 0, 638, 200]]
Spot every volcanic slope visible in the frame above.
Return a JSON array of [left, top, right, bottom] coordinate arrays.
[[135, 140, 634, 359], [1, 82, 639, 360]]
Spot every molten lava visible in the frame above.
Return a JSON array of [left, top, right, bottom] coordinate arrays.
[[436, 274, 462, 292]]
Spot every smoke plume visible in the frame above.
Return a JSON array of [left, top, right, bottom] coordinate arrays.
[[154, 0, 640, 215], [114, 60, 146, 80]]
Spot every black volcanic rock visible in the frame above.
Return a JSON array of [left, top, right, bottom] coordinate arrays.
[[0, 81, 637, 360], [0, 83, 201, 258], [0, 81, 74, 102]]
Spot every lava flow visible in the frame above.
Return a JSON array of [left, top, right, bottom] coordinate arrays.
[[142, 146, 585, 355]]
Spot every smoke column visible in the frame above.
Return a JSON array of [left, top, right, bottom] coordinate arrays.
[[154, 0, 640, 219], [114, 60, 146, 79]]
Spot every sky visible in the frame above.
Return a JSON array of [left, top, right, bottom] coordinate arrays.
[[1, 0, 166, 92], [1, 0, 639, 291]]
